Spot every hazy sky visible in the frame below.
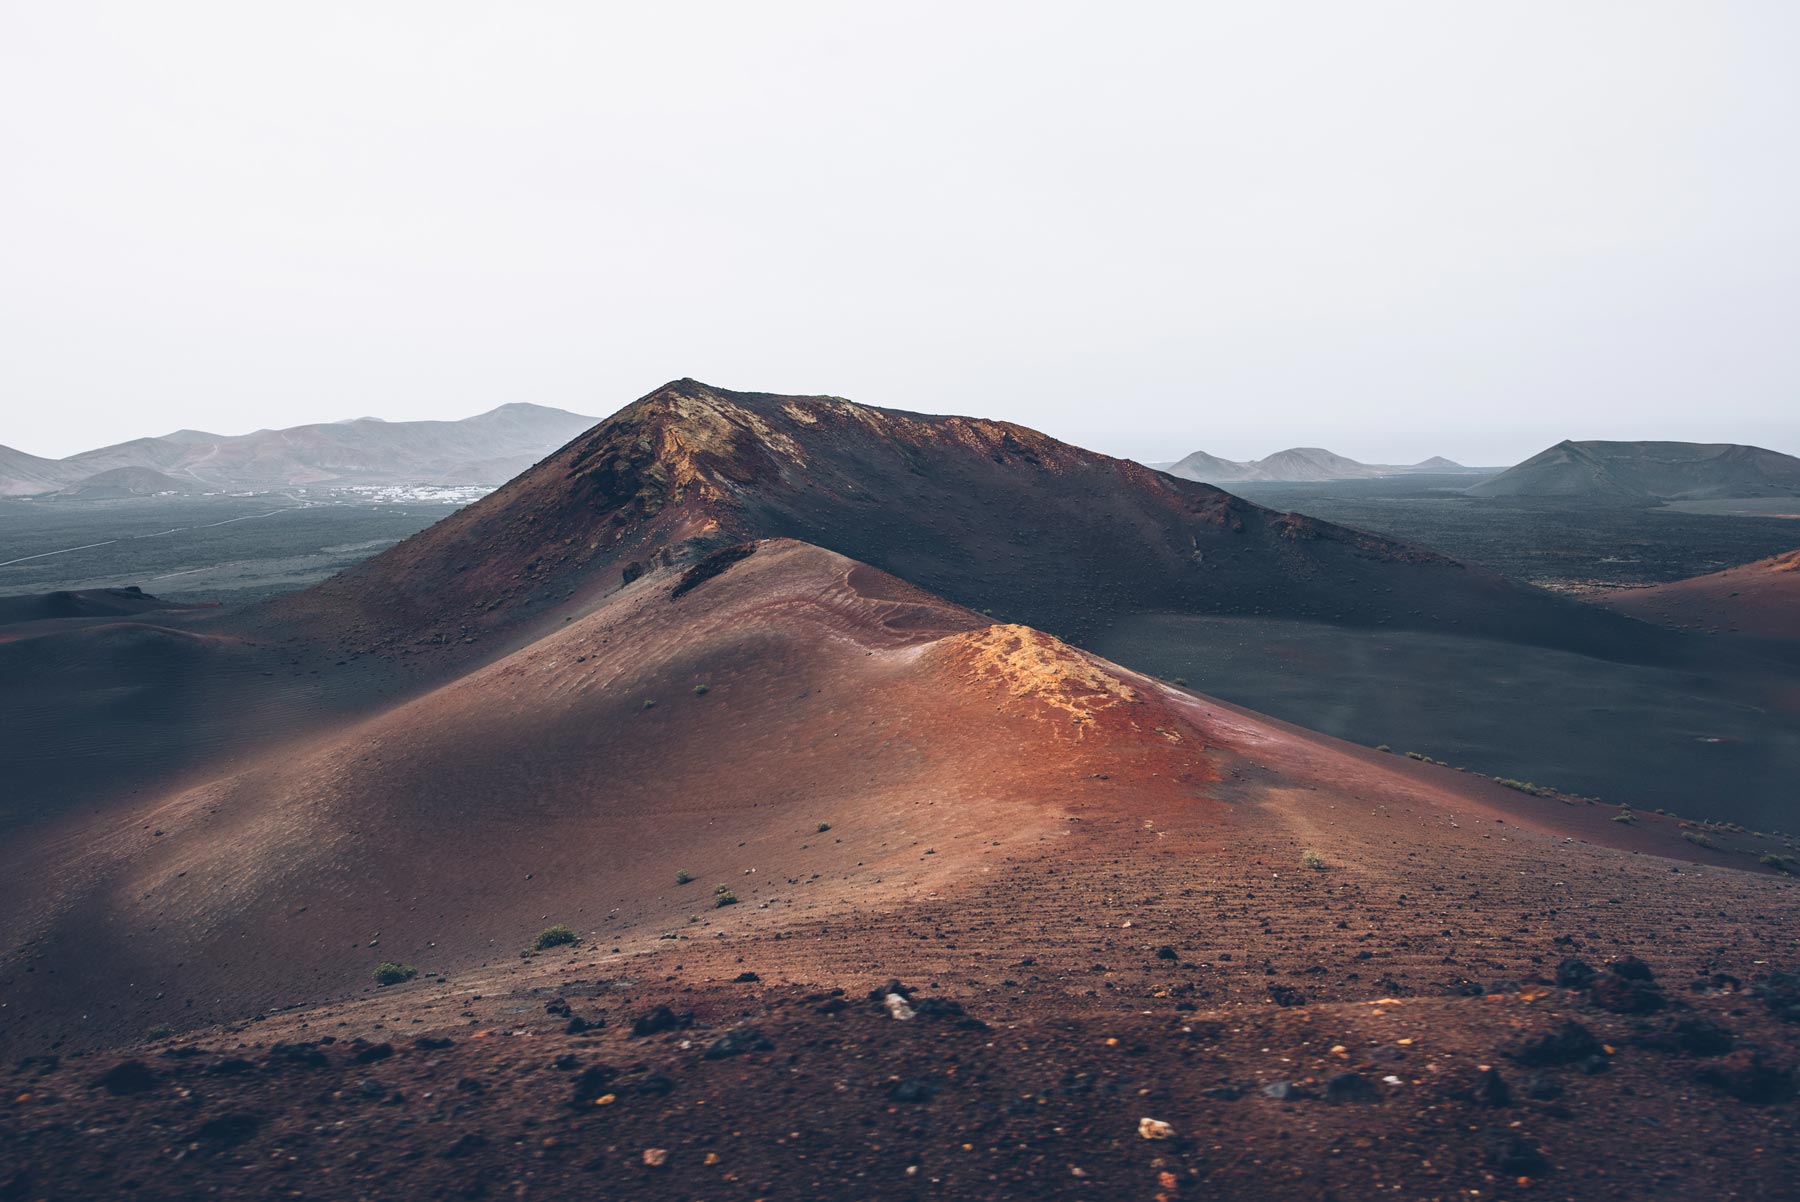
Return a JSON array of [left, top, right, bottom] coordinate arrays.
[[3, 2, 1797, 465]]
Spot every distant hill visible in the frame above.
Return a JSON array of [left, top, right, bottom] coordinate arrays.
[[0, 444, 75, 496], [0, 585, 191, 624], [1256, 446, 1383, 481], [1163, 449, 1267, 482], [1469, 440, 1800, 503], [1159, 445, 1485, 485], [0, 402, 596, 496], [53, 466, 195, 499]]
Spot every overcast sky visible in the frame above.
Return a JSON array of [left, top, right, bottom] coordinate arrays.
[[3, 3, 1796, 464]]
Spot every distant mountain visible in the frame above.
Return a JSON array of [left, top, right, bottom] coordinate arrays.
[[1159, 446, 1486, 485], [0, 402, 597, 496], [1468, 440, 1800, 503], [1256, 446, 1381, 481], [1163, 449, 1267, 482]]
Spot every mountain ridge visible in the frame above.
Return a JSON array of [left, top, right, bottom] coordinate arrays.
[[1160, 444, 1484, 484], [0, 402, 596, 495], [264, 379, 1668, 670]]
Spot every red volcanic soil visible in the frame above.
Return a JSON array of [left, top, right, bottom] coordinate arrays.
[[1595, 549, 1800, 640], [4, 540, 1798, 1200], [0, 540, 1208, 1048]]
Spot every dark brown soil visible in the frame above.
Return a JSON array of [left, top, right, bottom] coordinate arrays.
[[1597, 549, 1800, 641]]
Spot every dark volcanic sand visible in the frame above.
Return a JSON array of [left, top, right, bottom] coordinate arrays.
[[1092, 613, 1800, 830]]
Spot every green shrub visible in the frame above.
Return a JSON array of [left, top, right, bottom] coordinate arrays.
[[1681, 830, 1713, 849], [816, 822, 831, 833], [642, 699, 657, 710], [1375, 744, 1392, 753], [714, 890, 738, 908], [1494, 779, 1547, 797], [373, 962, 419, 986], [675, 870, 694, 885], [1760, 854, 1795, 874], [144, 1023, 175, 1040], [1300, 850, 1326, 870], [530, 925, 580, 952], [1405, 751, 1425, 761], [1612, 808, 1635, 824], [692, 684, 709, 695]]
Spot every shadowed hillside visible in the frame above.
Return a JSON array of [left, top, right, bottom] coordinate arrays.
[[1470, 439, 1800, 503]]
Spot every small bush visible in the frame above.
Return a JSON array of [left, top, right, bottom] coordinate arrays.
[[1300, 850, 1326, 870], [675, 870, 694, 885], [816, 822, 831, 833], [373, 962, 419, 986], [531, 925, 580, 952], [1376, 744, 1392, 753], [1681, 830, 1714, 849], [1761, 854, 1795, 874], [1405, 751, 1425, 761], [692, 684, 709, 695], [714, 890, 738, 908], [1612, 808, 1635, 824], [144, 1023, 175, 1041], [1495, 779, 1547, 797], [642, 699, 657, 710]]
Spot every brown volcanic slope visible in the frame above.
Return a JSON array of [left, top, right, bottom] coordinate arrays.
[[0, 540, 1196, 1048], [4, 540, 1799, 1200], [1595, 549, 1800, 640], [266, 379, 1672, 666], [253, 380, 1800, 825], [9, 538, 1785, 1054]]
